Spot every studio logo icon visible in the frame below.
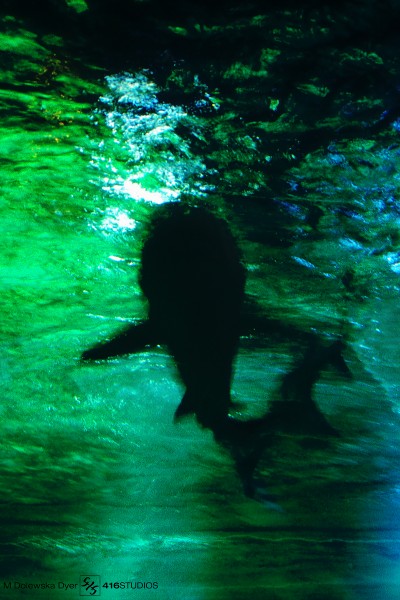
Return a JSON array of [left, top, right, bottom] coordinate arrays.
[[80, 576, 101, 596]]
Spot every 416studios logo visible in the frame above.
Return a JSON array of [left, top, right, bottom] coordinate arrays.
[[80, 576, 100, 596]]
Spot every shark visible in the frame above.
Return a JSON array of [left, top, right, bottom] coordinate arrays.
[[82, 202, 350, 502]]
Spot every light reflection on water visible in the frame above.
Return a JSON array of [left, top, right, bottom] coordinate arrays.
[[90, 71, 213, 208]]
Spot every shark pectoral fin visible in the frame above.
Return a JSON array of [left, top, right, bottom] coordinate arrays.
[[81, 347, 107, 361], [81, 320, 159, 361]]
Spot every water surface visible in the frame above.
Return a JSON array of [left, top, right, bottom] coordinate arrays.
[[1, 3, 400, 598]]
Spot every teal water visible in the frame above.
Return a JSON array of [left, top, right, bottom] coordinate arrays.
[[1, 5, 400, 599]]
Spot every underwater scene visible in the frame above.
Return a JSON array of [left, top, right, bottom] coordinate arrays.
[[1, 0, 400, 598]]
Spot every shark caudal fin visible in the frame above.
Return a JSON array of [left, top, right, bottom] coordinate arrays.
[[265, 338, 351, 437]]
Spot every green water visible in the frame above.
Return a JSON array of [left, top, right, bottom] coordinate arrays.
[[1, 4, 400, 599]]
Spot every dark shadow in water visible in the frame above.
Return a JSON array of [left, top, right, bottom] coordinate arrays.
[[82, 202, 351, 503], [193, 344, 397, 600]]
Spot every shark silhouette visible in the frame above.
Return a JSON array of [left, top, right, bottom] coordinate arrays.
[[82, 202, 350, 502], [82, 203, 245, 430]]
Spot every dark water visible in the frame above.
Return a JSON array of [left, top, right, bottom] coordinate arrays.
[[1, 2, 400, 598]]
